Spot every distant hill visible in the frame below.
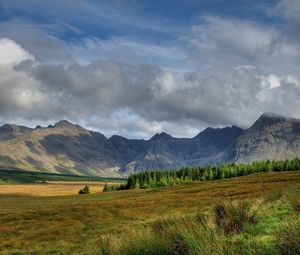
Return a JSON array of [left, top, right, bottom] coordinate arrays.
[[0, 113, 300, 177]]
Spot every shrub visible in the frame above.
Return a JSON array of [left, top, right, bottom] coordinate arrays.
[[276, 219, 300, 255], [214, 199, 260, 235], [103, 183, 109, 192], [103, 183, 127, 192], [78, 184, 90, 194]]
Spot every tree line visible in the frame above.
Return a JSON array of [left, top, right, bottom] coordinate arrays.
[[103, 158, 300, 191]]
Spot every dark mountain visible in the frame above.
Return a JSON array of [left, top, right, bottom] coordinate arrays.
[[0, 113, 299, 177], [232, 113, 300, 163], [0, 124, 33, 141]]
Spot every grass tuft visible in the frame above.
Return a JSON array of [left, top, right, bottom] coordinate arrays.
[[214, 199, 260, 235], [276, 219, 300, 255], [264, 189, 283, 203], [286, 187, 300, 213]]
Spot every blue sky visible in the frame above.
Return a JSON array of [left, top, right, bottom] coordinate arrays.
[[0, 1, 278, 40], [0, 0, 300, 138]]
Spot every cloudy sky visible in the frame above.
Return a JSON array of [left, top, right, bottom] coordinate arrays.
[[0, 0, 300, 138]]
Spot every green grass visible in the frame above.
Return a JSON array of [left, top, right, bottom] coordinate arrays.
[[0, 171, 300, 254], [0, 169, 125, 184], [99, 196, 300, 255]]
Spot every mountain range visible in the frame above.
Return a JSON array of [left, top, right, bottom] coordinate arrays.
[[0, 113, 300, 177]]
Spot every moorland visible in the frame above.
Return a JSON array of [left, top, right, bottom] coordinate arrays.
[[1, 170, 300, 254]]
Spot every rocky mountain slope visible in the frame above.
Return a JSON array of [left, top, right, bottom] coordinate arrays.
[[232, 113, 300, 162], [0, 113, 299, 177]]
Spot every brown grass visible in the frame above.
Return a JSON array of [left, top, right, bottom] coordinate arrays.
[[0, 181, 116, 196], [0, 171, 300, 254]]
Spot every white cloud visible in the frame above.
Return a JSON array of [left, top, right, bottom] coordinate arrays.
[[0, 38, 34, 66], [1, 44, 300, 138], [272, 0, 300, 21], [1, 7, 300, 139], [264, 74, 281, 88], [181, 16, 300, 76]]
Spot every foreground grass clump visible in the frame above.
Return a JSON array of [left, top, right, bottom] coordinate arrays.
[[99, 199, 264, 255], [286, 187, 300, 213], [99, 195, 300, 255], [214, 199, 260, 235], [276, 219, 300, 255], [99, 216, 223, 255]]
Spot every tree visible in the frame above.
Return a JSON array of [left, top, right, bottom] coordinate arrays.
[[78, 184, 90, 194], [103, 183, 109, 192]]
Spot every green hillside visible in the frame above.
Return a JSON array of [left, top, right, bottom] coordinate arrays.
[[0, 169, 125, 184]]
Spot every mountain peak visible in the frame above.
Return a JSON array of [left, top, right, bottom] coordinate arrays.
[[150, 132, 173, 141], [195, 125, 243, 139], [54, 120, 77, 128], [248, 113, 300, 132], [0, 123, 17, 132], [259, 112, 286, 120], [0, 123, 33, 132], [0, 123, 33, 141]]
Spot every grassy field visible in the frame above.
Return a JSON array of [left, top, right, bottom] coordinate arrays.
[[0, 169, 125, 184], [0, 181, 114, 196], [0, 171, 300, 254]]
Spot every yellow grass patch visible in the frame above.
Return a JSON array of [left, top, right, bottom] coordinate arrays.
[[0, 181, 116, 196]]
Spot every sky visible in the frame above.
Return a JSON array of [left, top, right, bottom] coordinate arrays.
[[0, 0, 300, 139]]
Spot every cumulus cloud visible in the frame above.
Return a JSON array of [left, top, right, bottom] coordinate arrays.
[[0, 38, 34, 65], [1, 1, 300, 138], [181, 16, 300, 76], [1, 38, 300, 139]]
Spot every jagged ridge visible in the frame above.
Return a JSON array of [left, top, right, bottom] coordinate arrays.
[[0, 113, 299, 177]]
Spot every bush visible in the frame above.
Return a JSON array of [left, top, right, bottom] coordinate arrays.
[[276, 219, 300, 255], [214, 199, 260, 235], [103, 183, 127, 192], [78, 184, 90, 194]]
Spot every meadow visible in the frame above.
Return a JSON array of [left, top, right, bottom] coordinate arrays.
[[0, 170, 300, 254], [0, 182, 109, 196], [0, 169, 125, 184]]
